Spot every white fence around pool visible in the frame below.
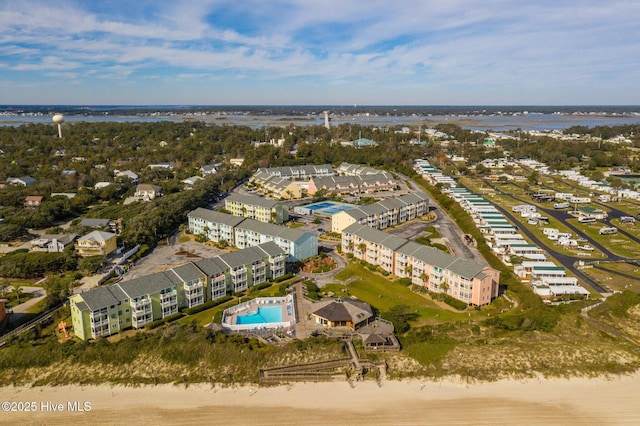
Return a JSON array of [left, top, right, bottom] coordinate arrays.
[[221, 294, 296, 333]]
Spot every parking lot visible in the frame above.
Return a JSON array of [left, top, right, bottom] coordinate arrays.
[[123, 235, 225, 280]]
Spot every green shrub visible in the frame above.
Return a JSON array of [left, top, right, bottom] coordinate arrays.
[[273, 272, 294, 283], [145, 312, 186, 330], [182, 296, 233, 315], [441, 295, 468, 311], [249, 282, 272, 292]]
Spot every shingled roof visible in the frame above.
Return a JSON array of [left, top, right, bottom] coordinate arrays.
[[312, 298, 374, 324]]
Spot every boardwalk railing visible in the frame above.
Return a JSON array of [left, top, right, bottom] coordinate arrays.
[[0, 304, 63, 346]]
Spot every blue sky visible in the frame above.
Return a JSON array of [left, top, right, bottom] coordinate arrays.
[[1, 0, 639, 105]]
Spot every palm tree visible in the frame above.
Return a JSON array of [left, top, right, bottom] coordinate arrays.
[[345, 241, 354, 253], [357, 243, 367, 258], [12, 284, 23, 304], [419, 272, 429, 287], [404, 264, 413, 277], [440, 281, 449, 295]]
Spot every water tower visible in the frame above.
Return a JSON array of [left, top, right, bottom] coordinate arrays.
[[52, 114, 65, 138]]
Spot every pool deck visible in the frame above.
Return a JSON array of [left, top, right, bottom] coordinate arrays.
[[224, 297, 295, 327]]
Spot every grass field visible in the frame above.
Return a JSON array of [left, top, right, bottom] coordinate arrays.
[[324, 263, 482, 326], [582, 262, 640, 292]]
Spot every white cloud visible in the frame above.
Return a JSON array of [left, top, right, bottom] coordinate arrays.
[[0, 0, 639, 103]]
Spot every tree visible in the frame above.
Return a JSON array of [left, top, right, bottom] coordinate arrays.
[[419, 272, 429, 287], [404, 264, 413, 277], [0, 224, 28, 242], [0, 279, 9, 297], [345, 241, 354, 252], [383, 304, 419, 334], [12, 284, 23, 304]]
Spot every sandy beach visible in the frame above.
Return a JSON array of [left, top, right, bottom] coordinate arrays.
[[1, 374, 639, 425]]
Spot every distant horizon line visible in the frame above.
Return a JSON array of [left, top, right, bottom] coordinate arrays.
[[2, 104, 640, 107]]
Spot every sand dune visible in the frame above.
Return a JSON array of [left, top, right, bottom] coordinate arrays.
[[1, 374, 639, 425]]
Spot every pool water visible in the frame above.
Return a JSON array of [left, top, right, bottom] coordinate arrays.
[[304, 201, 356, 216], [306, 202, 333, 210], [236, 305, 283, 325]]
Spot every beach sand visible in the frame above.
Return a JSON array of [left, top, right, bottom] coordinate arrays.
[[1, 374, 639, 425]]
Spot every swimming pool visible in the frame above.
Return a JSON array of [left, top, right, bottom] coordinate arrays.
[[236, 306, 283, 325], [221, 295, 297, 333], [295, 201, 356, 216], [306, 202, 333, 210]]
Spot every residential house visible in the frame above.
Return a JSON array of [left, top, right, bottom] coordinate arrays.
[[80, 218, 120, 233], [30, 234, 77, 253], [135, 184, 162, 201], [200, 164, 219, 177], [24, 195, 44, 208], [181, 176, 204, 188], [94, 182, 111, 190], [76, 230, 118, 257], [148, 163, 173, 170], [7, 176, 35, 187], [115, 170, 140, 185]]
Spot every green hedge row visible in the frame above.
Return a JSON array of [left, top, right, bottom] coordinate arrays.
[[145, 312, 186, 330], [181, 296, 233, 315], [273, 272, 294, 283]]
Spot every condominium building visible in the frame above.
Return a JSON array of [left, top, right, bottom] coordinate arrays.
[[224, 193, 289, 224], [188, 208, 245, 244], [332, 193, 429, 233], [336, 162, 389, 176], [307, 173, 399, 196], [250, 172, 303, 199], [233, 218, 317, 262], [187, 208, 317, 262], [256, 164, 334, 180], [342, 224, 499, 306], [70, 242, 286, 340]]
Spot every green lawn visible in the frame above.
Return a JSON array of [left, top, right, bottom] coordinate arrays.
[[4, 292, 35, 308], [581, 223, 640, 258], [327, 263, 472, 325]]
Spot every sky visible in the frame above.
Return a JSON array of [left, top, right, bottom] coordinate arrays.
[[0, 0, 639, 105]]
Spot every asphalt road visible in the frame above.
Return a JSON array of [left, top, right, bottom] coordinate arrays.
[[484, 181, 616, 293]]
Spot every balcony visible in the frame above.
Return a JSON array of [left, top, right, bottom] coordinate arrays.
[[231, 266, 247, 276], [132, 305, 152, 315], [131, 297, 151, 311], [160, 289, 177, 308], [185, 280, 204, 292], [186, 289, 203, 301], [252, 261, 266, 270], [91, 316, 109, 327], [92, 325, 110, 338], [132, 314, 152, 328]]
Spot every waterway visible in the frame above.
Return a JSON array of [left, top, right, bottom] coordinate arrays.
[[2, 107, 640, 131]]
